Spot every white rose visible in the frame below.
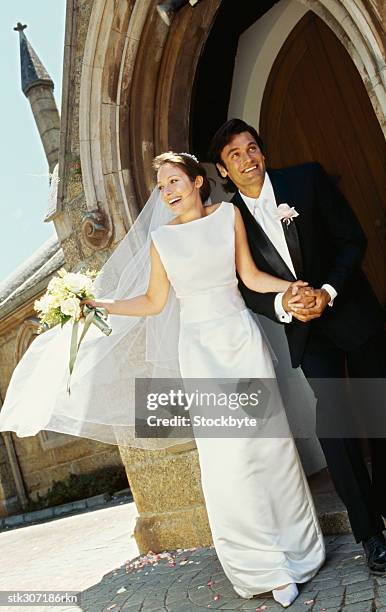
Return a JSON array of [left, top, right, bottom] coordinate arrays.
[[35, 294, 52, 314], [61, 297, 81, 319], [62, 273, 93, 295], [47, 277, 64, 293], [48, 293, 63, 309]]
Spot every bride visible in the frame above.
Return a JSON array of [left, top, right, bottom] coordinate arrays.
[[0, 152, 325, 606]]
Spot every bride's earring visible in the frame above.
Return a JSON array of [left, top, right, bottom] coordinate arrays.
[[272, 583, 299, 608]]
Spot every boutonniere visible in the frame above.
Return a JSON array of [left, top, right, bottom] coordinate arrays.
[[276, 203, 299, 226]]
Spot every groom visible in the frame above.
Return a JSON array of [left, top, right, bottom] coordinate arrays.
[[210, 118, 386, 573]]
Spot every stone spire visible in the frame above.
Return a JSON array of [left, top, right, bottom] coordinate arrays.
[[14, 23, 60, 173]]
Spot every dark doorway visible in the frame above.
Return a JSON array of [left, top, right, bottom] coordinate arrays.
[[190, 0, 278, 161]]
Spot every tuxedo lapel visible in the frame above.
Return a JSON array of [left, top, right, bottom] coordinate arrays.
[[232, 191, 295, 281], [284, 221, 303, 279], [268, 170, 304, 279]]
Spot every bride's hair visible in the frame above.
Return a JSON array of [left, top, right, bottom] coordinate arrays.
[[153, 151, 211, 202]]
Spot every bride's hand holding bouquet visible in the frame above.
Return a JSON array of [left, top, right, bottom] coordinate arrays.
[[34, 268, 112, 392]]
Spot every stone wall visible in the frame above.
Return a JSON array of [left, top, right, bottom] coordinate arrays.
[[0, 435, 18, 516], [13, 436, 123, 503], [0, 293, 124, 515]]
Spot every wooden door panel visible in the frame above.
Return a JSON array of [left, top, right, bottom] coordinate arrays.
[[260, 12, 386, 304]]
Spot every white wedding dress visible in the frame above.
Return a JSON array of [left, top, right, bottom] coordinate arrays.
[[151, 202, 325, 595]]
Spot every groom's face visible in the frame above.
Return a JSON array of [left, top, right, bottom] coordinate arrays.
[[217, 131, 265, 193]]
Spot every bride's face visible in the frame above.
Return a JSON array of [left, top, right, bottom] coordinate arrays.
[[157, 163, 201, 213]]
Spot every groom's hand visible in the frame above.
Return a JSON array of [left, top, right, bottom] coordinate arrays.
[[290, 288, 331, 322], [282, 283, 316, 313]]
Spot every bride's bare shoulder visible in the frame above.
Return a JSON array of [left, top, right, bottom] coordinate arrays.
[[166, 218, 181, 226], [205, 202, 223, 215]]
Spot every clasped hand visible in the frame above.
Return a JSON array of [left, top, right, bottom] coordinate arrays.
[[283, 281, 330, 322]]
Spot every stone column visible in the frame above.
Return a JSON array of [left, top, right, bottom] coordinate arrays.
[[119, 442, 212, 553]]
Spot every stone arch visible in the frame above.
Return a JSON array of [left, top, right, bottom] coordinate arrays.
[[14, 318, 40, 364], [79, 0, 385, 241], [79, 0, 221, 245], [79, 0, 141, 248]]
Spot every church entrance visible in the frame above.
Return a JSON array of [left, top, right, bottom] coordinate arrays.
[[190, 3, 384, 305]]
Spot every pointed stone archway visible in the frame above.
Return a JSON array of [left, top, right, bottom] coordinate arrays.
[[78, 0, 221, 251], [78, 0, 385, 245]]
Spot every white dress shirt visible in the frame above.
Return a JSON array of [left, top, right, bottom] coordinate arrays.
[[239, 173, 337, 323]]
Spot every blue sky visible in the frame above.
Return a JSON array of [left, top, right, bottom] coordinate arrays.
[[0, 2, 66, 283]]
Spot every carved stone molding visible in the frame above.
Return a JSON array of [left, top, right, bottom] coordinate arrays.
[[79, 0, 222, 233], [14, 317, 40, 364], [81, 208, 111, 249], [79, 0, 142, 242]]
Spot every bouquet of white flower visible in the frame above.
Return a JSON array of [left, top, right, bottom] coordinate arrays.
[[34, 268, 112, 393]]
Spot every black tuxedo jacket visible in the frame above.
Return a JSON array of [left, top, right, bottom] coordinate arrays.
[[231, 163, 384, 367]]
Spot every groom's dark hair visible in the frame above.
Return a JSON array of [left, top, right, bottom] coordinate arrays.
[[209, 119, 265, 192]]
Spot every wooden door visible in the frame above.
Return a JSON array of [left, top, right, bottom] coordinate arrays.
[[260, 12, 385, 305]]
